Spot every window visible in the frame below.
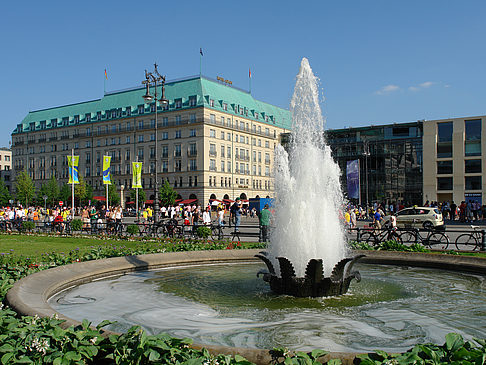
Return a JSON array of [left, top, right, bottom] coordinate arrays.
[[126, 106, 131, 116], [138, 148, 144, 159], [150, 119, 155, 128], [209, 159, 216, 171], [190, 114, 196, 123], [175, 160, 182, 172], [210, 114, 215, 123], [227, 161, 232, 172], [85, 114, 91, 122], [189, 143, 197, 156], [125, 150, 130, 160], [209, 143, 217, 156], [221, 116, 225, 125], [227, 146, 231, 158], [221, 145, 225, 157], [174, 145, 181, 157], [437, 122, 453, 158], [240, 135, 245, 143], [162, 145, 168, 158], [162, 161, 168, 173], [162, 117, 168, 126], [190, 128, 196, 137], [126, 136, 131, 144], [227, 133, 231, 141], [221, 131, 225, 139], [138, 105, 144, 114], [189, 159, 197, 171], [265, 140, 270, 148], [465, 159, 482, 173], [162, 132, 168, 140], [465, 176, 481, 190], [210, 99, 214, 107], [175, 115, 181, 125], [138, 135, 144, 143], [437, 177, 453, 190], [465, 119, 481, 156], [150, 133, 155, 141], [175, 98, 182, 109], [209, 129, 216, 138], [223, 103, 227, 111], [258, 139, 262, 147], [437, 161, 452, 174], [175, 130, 181, 139], [138, 120, 144, 130], [150, 147, 155, 159], [189, 96, 197, 107]]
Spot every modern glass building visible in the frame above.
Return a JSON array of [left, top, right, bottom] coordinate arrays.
[[325, 122, 423, 206]]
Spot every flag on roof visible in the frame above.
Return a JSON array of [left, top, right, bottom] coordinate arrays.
[[104, 68, 108, 80], [249, 68, 251, 78], [200, 48, 203, 56]]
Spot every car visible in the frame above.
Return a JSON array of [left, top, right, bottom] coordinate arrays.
[[383, 207, 444, 230]]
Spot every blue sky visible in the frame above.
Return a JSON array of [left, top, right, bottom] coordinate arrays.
[[1, 1, 485, 148]]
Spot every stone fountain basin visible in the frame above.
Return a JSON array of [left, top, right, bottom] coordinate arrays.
[[6, 250, 486, 365]]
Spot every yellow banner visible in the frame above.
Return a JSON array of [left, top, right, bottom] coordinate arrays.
[[102, 156, 111, 185], [132, 162, 142, 188], [67, 156, 79, 184]]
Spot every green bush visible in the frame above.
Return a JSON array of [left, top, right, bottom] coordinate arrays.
[[126, 224, 139, 235], [196, 226, 212, 238], [22, 221, 36, 232], [70, 218, 83, 231]]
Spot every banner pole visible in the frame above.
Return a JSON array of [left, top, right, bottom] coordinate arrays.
[[71, 149, 75, 220]]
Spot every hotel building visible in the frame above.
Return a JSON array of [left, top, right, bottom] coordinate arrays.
[[11, 75, 291, 205]]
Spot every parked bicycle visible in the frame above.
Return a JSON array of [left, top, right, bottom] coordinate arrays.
[[359, 227, 402, 246], [399, 228, 450, 249], [454, 225, 483, 251]]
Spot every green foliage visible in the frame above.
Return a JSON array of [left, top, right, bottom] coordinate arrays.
[[59, 184, 71, 205], [21, 221, 36, 232], [38, 177, 60, 208], [126, 224, 139, 235], [14, 170, 36, 207], [74, 176, 92, 206], [70, 219, 83, 231], [159, 180, 177, 207], [196, 226, 212, 238], [357, 333, 486, 365], [129, 188, 146, 206], [349, 240, 429, 253], [107, 183, 120, 206], [0, 178, 12, 206]]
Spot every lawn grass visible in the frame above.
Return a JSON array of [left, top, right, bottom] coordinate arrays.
[[0, 234, 147, 258]]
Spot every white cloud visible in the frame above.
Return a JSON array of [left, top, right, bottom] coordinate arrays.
[[375, 84, 400, 95], [409, 81, 435, 91]]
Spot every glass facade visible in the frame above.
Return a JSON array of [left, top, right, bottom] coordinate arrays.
[[465, 176, 481, 190], [437, 122, 453, 158], [465, 159, 481, 173], [465, 119, 481, 156], [325, 122, 423, 205], [437, 160, 453, 174], [437, 177, 453, 190]]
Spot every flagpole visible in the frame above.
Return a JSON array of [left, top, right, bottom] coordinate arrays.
[[199, 54, 202, 76], [71, 149, 75, 220], [135, 157, 139, 222]]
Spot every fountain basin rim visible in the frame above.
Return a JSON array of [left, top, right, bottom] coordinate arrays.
[[6, 249, 486, 365]]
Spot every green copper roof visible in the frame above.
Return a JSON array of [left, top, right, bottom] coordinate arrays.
[[14, 75, 292, 134]]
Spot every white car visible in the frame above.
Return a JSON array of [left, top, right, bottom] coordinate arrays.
[[384, 207, 444, 230]]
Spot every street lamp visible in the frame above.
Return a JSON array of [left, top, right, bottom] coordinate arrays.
[[142, 63, 168, 224], [43, 195, 48, 211], [363, 139, 370, 216]]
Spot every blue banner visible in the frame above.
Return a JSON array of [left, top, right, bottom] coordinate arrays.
[[346, 159, 360, 200]]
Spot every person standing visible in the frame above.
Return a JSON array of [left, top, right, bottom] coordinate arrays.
[[231, 198, 242, 231], [259, 204, 271, 242], [202, 206, 212, 226]]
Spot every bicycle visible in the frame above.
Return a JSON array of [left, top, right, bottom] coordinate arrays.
[[454, 225, 482, 251], [399, 227, 450, 249], [210, 223, 225, 240], [359, 226, 402, 246]]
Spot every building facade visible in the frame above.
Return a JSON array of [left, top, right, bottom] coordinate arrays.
[[423, 115, 486, 205], [0, 148, 12, 193], [11, 75, 291, 205], [325, 122, 423, 206]]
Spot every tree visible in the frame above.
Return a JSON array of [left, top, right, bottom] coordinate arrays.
[[107, 183, 120, 206], [129, 188, 146, 206], [0, 178, 12, 206], [38, 176, 60, 208], [74, 176, 93, 206], [160, 180, 177, 207], [59, 183, 71, 204], [15, 170, 36, 207]]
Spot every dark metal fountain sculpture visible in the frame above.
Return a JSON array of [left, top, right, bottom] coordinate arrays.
[[256, 252, 365, 297]]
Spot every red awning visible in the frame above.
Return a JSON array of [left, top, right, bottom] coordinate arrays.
[[126, 201, 135, 205], [209, 199, 223, 203], [93, 196, 106, 201], [223, 199, 234, 203], [178, 199, 198, 205], [145, 200, 154, 204]]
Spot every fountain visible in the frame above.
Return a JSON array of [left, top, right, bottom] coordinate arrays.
[[256, 58, 364, 297]]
